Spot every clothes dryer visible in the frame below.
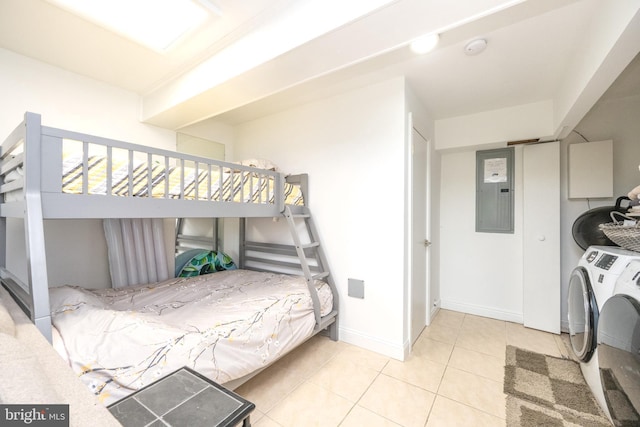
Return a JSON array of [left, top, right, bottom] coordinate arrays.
[[568, 246, 640, 362], [567, 246, 640, 422], [596, 259, 640, 425]]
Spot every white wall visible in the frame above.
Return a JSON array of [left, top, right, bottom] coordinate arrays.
[[178, 119, 236, 161], [0, 48, 176, 289], [233, 78, 409, 358], [435, 101, 554, 150], [560, 92, 640, 331], [438, 148, 524, 322], [0, 49, 175, 149]]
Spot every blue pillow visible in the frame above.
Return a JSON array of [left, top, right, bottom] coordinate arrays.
[[175, 249, 205, 277], [177, 250, 237, 278]]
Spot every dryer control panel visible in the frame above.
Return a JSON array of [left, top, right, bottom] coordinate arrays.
[[595, 253, 618, 270]]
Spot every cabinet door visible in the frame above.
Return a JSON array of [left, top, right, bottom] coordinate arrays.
[[523, 141, 560, 333]]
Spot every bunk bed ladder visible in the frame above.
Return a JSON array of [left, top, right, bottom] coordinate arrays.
[[283, 205, 338, 340]]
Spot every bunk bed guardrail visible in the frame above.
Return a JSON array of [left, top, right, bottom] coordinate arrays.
[[0, 112, 303, 342], [0, 112, 290, 220]]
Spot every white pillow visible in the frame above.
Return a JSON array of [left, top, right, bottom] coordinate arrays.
[[49, 285, 106, 314], [238, 158, 280, 171]]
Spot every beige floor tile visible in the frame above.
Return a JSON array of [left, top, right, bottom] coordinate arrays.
[[359, 374, 435, 427], [237, 311, 527, 426], [251, 409, 266, 424], [438, 366, 506, 419], [234, 364, 305, 412], [431, 309, 466, 330], [448, 346, 505, 382], [267, 382, 353, 427], [411, 336, 454, 365], [308, 355, 379, 402], [382, 354, 446, 393], [420, 322, 459, 345], [333, 343, 390, 372], [505, 322, 562, 357], [254, 415, 284, 426], [340, 405, 402, 427], [461, 314, 506, 335], [455, 328, 506, 360], [426, 395, 505, 427], [271, 337, 339, 380], [305, 334, 349, 355]]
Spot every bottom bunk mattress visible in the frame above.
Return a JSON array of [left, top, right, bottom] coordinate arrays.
[[49, 269, 333, 405]]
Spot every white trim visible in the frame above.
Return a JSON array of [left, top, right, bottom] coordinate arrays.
[[339, 326, 406, 361], [440, 299, 523, 324], [405, 112, 413, 351]]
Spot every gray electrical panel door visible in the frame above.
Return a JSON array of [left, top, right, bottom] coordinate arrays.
[[476, 147, 514, 233]]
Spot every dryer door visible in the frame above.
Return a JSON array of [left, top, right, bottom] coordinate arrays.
[[597, 294, 640, 424], [568, 266, 597, 362]]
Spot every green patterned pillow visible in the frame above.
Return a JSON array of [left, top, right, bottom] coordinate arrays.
[[178, 250, 237, 277]]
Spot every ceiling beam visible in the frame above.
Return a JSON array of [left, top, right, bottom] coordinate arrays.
[[141, 0, 568, 129]]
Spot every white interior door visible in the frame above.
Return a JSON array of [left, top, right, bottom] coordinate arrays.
[[523, 141, 560, 333], [410, 127, 429, 344]]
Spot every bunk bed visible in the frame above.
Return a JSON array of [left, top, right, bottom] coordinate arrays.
[[0, 112, 338, 405]]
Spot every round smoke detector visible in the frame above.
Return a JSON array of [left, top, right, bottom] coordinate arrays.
[[464, 38, 487, 56]]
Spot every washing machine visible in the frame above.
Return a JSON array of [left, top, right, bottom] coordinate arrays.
[[567, 246, 640, 421], [596, 259, 640, 425]]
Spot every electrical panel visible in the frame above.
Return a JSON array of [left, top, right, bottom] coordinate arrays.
[[476, 147, 514, 233]]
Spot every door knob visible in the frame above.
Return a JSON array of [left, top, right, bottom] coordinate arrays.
[[424, 239, 431, 247]]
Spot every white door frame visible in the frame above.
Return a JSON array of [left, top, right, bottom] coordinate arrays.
[[407, 113, 431, 350]]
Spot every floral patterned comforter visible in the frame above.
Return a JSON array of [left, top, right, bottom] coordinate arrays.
[[50, 269, 332, 405]]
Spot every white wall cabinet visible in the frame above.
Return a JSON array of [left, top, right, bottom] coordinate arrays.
[[568, 140, 613, 199]]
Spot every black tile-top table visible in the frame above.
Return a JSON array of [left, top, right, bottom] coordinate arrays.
[[108, 367, 255, 427]]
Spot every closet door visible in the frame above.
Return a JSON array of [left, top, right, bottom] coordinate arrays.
[[523, 141, 560, 333]]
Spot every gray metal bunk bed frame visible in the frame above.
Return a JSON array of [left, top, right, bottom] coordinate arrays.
[[0, 112, 338, 344]]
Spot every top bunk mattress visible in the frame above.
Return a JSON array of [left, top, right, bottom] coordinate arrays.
[[49, 269, 332, 405]]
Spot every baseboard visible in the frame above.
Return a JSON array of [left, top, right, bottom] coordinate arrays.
[[441, 299, 523, 324], [339, 326, 406, 361], [429, 302, 441, 325]]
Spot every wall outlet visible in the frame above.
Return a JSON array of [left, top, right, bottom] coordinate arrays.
[[348, 278, 365, 299]]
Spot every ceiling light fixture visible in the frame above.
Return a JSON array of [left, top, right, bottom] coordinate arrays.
[[464, 38, 488, 56], [410, 33, 440, 54], [47, 0, 213, 52]]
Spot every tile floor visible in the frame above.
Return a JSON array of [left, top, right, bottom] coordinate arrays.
[[234, 309, 574, 427]]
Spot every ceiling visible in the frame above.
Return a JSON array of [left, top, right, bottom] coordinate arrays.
[[0, 0, 287, 93], [0, 0, 638, 129]]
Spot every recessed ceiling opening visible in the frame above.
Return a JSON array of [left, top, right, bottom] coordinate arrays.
[[46, 0, 218, 52]]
